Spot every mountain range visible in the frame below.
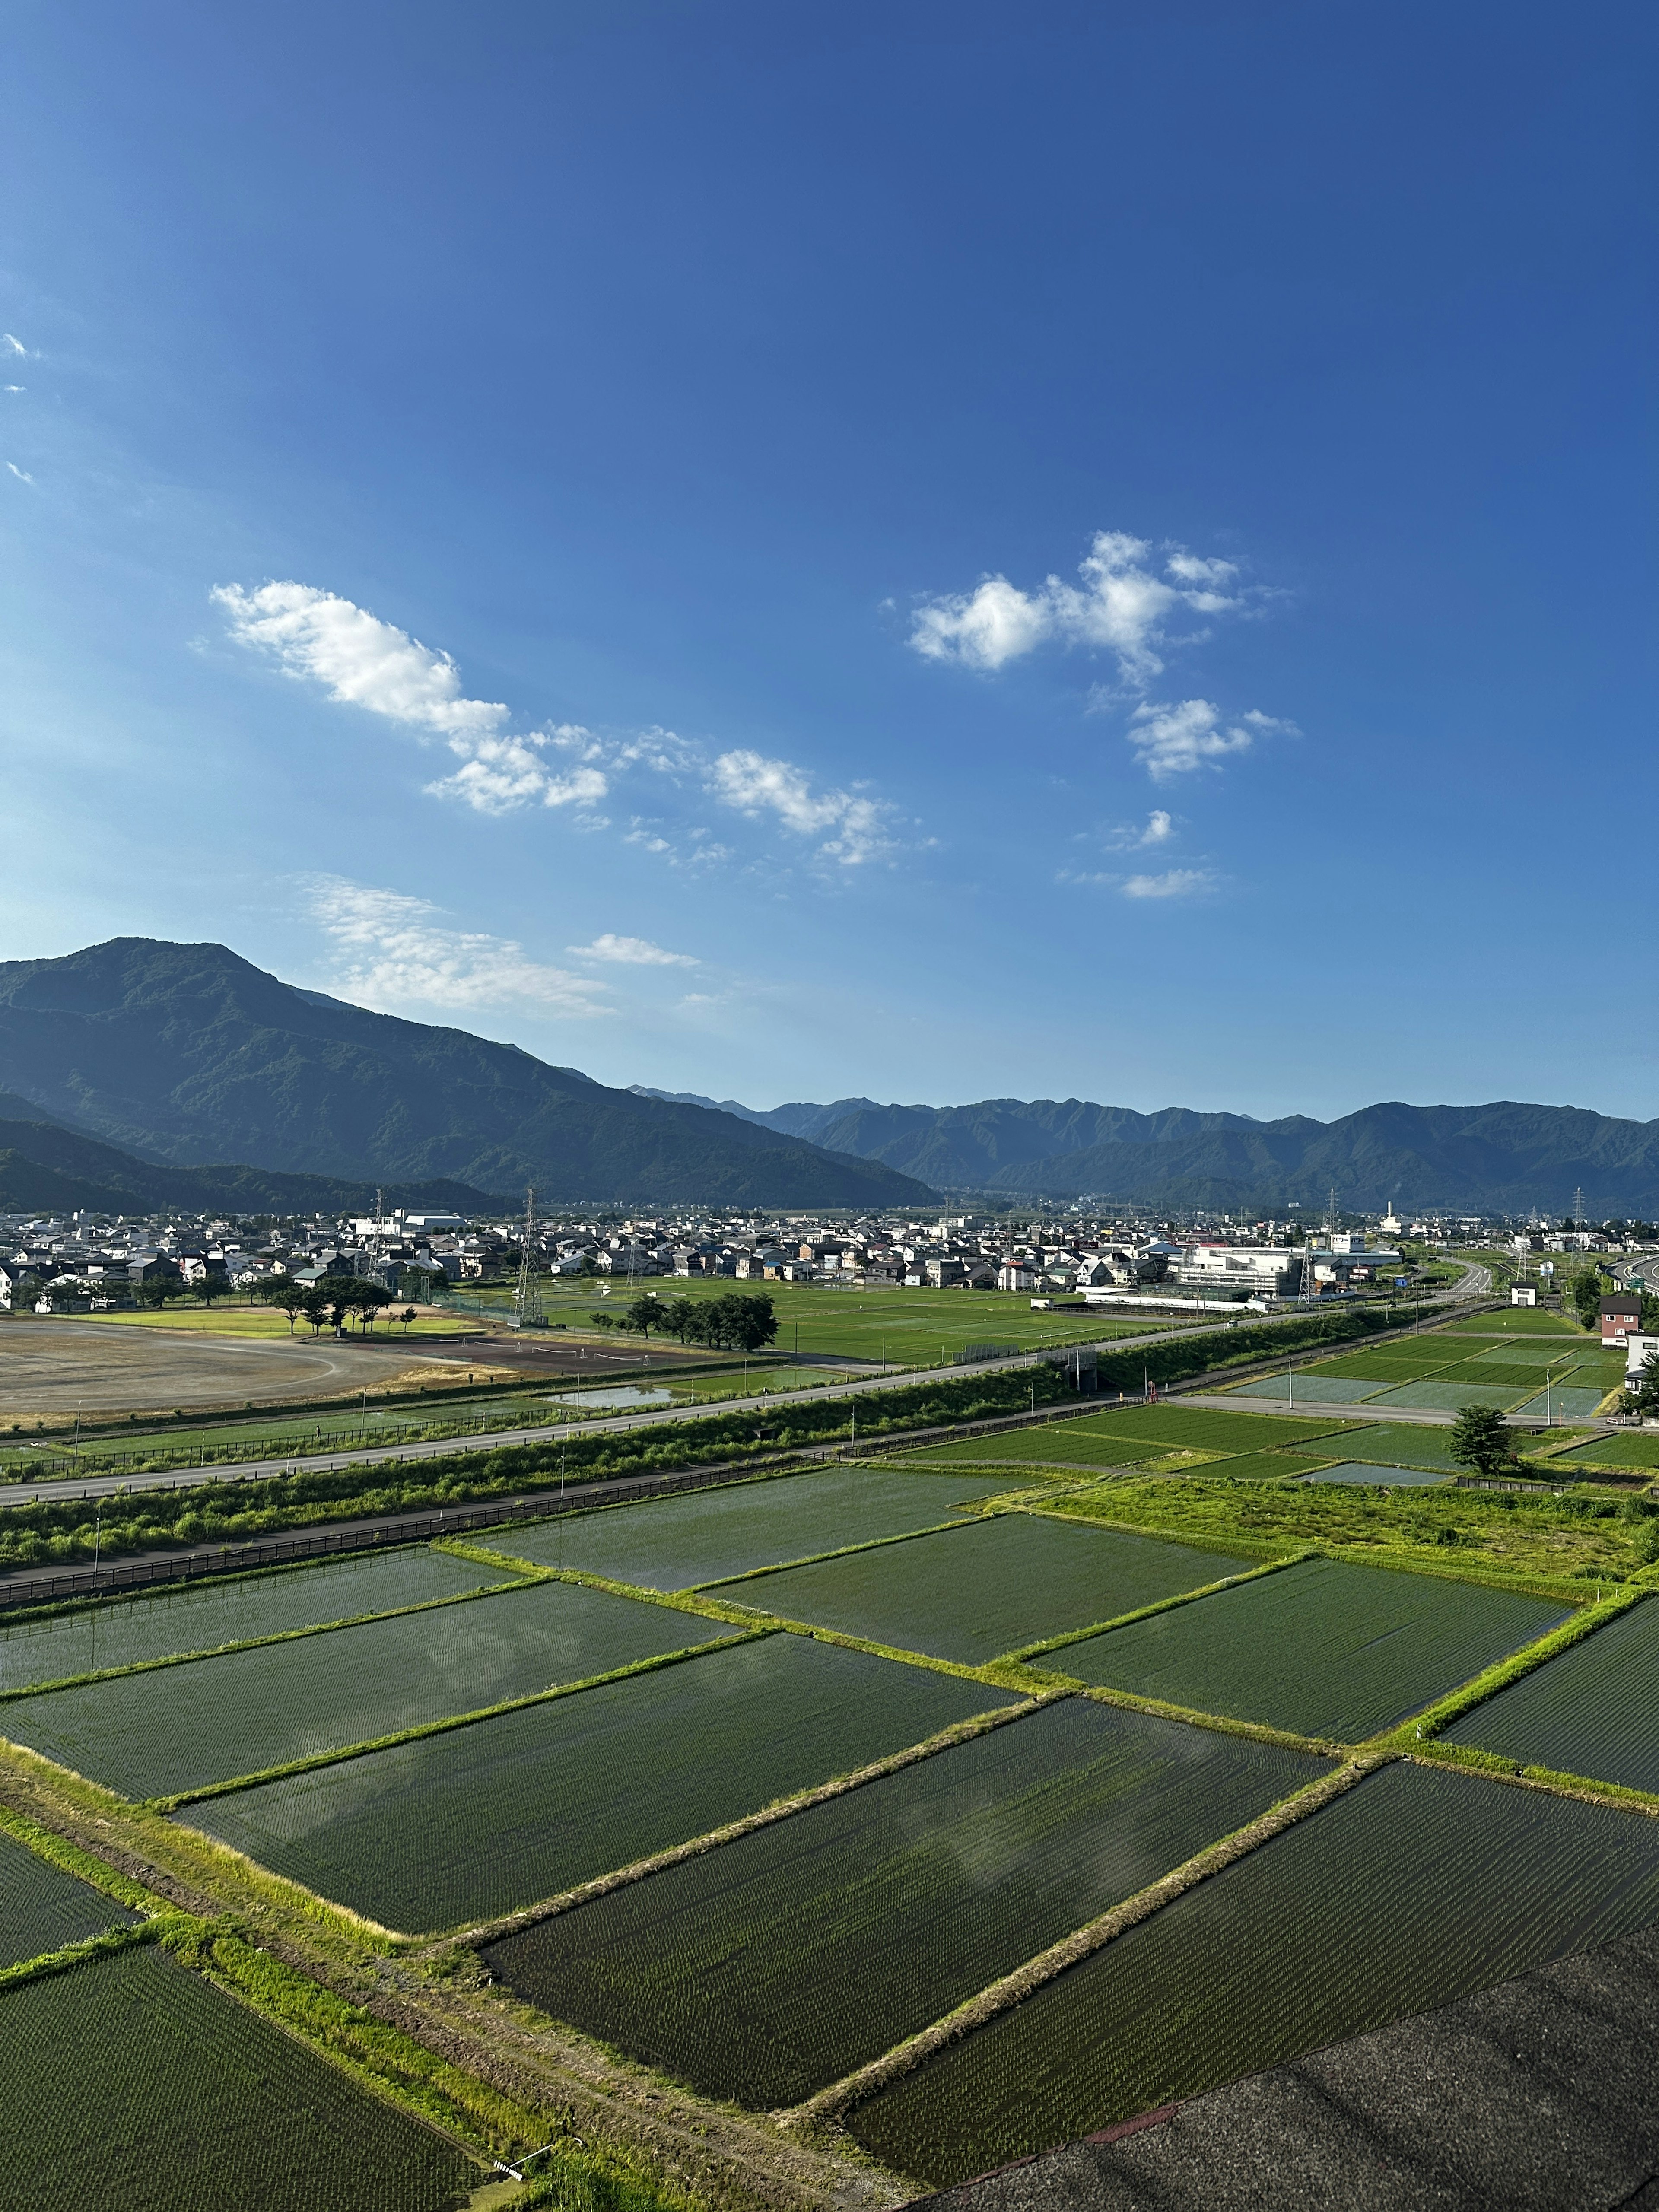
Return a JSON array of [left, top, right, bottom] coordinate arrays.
[[0, 941, 932, 1210], [635, 1090, 1659, 1217]]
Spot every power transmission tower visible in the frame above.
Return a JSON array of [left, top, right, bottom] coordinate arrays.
[[1573, 1186, 1586, 1231], [514, 1185, 545, 1329]]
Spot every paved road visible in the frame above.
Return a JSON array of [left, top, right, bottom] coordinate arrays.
[[0, 1276, 1489, 1514]]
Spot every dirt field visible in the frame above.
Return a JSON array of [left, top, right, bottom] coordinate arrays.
[[0, 1319, 452, 1421]]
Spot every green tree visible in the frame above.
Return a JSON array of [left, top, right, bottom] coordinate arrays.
[[588, 1308, 617, 1329], [190, 1272, 228, 1310], [313, 1274, 359, 1336], [1450, 1404, 1518, 1478], [623, 1292, 669, 1340], [660, 1296, 699, 1344], [255, 1278, 313, 1335], [347, 1280, 394, 1333], [704, 1291, 778, 1353], [1572, 1269, 1604, 1330]]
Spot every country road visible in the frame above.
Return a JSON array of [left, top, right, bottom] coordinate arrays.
[[0, 1271, 1488, 1513]]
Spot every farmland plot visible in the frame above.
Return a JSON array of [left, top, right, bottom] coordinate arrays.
[[187, 1634, 996, 1931], [0, 1945, 474, 2211], [1041, 1408, 1350, 1455], [504, 1465, 1014, 1589], [0, 1827, 136, 1968], [848, 1760, 1659, 2187], [481, 1698, 1322, 2109], [1301, 1425, 1471, 1471], [727, 1515, 1252, 1663], [1443, 1595, 1659, 1790], [1226, 1375, 1382, 1402], [0, 1546, 509, 1693], [1560, 1433, 1659, 1472], [1042, 1558, 1566, 1739], [1298, 1462, 1451, 1488], [5, 1580, 727, 1799], [1369, 1380, 1527, 1411], [893, 1428, 1168, 1474]]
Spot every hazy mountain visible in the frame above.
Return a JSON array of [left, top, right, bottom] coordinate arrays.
[[635, 1090, 1659, 1215], [0, 1106, 502, 1219], [0, 941, 934, 1209]]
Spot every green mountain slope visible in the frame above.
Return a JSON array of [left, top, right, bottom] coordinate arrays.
[[0, 941, 934, 1208], [637, 1090, 1659, 1215]]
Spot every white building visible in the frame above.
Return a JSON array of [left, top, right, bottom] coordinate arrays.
[[1176, 1245, 1298, 1295]]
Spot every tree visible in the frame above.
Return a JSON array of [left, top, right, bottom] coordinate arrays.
[[623, 1293, 669, 1341], [1627, 1348, 1659, 1411], [190, 1272, 227, 1310], [698, 1292, 777, 1354], [578, 1252, 599, 1278], [1572, 1270, 1604, 1331], [661, 1296, 699, 1345], [1450, 1405, 1517, 1478], [347, 1280, 394, 1333], [313, 1273, 359, 1336], [398, 1265, 443, 1304], [256, 1278, 314, 1335], [397, 1306, 417, 1334], [588, 1309, 617, 1330]]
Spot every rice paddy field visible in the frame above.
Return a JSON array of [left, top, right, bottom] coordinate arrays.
[[0, 1545, 515, 1692], [1443, 1595, 1659, 1790], [1561, 1431, 1659, 1472], [186, 1633, 997, 1930], [724, 1514, 1252, 1662], [1297, 1460, 1451, 1487], [1229, 1323, 1619, 1419], [0, 1826, 136, 1967], [847, 1759, 1659, 2187], [3, 1579, 728, 1798], [482, 1699, 1323, 2110], [502, 1465, 1018, 1588], [1039, 1558, 1567, 1739], [0, 1944, 475, 2211]]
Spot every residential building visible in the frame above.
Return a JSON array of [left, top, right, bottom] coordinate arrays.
[[1602, 1295, 1643, 1347]]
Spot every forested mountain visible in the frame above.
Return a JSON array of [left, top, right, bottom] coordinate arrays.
[[0, 942, 934, 1208], [636, 1089, 1659, 1216]]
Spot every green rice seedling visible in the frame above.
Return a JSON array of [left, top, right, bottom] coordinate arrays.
[[1043, 1557, 1567, 1739], [505, 1465, 1013, 1589], [0, 1546, 512, 1694], [725, 1515, 1253, 1663], [5, 1581, 728, 1800], [847, 1760, 1659, 2188], [482, 1699, 1323, 2110], [0, 1827, 138, 1970], [186, 1634, 998, 1931], [1443, 1594, 1659, 1790], [1367, 1381, 1529, 1412], [0, 1944, 476, 2211]]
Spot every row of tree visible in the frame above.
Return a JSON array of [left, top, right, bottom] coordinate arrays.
[[251, 1274, 419, 1336], [588, 1290, 779, 1354]]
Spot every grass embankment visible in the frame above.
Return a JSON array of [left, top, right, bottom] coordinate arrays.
[[1041, 1475, 1657, 1591]]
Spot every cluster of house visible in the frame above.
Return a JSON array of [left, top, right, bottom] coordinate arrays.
[[0, 1202, 1422, 1316]]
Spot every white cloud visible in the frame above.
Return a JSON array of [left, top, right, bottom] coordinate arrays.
[[302, 877, 611, 1016], [3, 385, 23, 395], [568, 934, 698, 968], [1124, 699, 1296, 782], [1, 334, 28, 356], [707, 749, 894, 865], [6, 462, 32, 483], [909, 530, 1265, 689], [1121, 867, 1216, 899]]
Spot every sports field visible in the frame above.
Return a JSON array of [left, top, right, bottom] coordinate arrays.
[[186, 1634, 997, 1930], [847, 1760, 1659, 2187], [505, 1465, 1017, 1588], [482, 1699, 1322, 2109], [1041, 1558, 1566, 1739], [725, 1513, 1251, 1662]]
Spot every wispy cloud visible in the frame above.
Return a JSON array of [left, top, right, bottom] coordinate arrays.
[[217, 580, 905, 863], [707, 749, 895, 865], [1125, 700, 1296, 782], [1099, 808, 1175, 851], [568, 933, 698, 967], [1121, 867, 1216, 899], [3, 386, 23, 396], [909, 530, 1268, 690], [1, 334, 31, 358], [6, 461, 32, 483], [302, 876, 612, 1015]]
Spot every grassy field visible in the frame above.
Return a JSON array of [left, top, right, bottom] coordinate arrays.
[[1047, 1475, 1643, 1581], [1041, 1558, 1567, 1739], [847, 1759, 1659, 2187], [0, 1944, 475, 2211], [506, 1465, 1024, 1588], [725, 1514, 1252, 1663], [188, 1634, 998, 1931], [0, 1545, 512, 1694], [891, 1428, 1195, 1474], [1560, 1432, 1659, 1472], [1294, 1460, 1450, 1488], [61, 1303, 470, 1340], [4, 1580, 727, 1798], [0, 1825, 137, 1968], [482, 1699, 1322, 2110], [1443, 1595, 1659, 1790], [1288, 1424, 1484, 1471], [1441, 1310, 1584, 1335]]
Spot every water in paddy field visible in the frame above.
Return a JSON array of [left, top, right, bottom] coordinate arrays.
[[545, 1386, 675, 1410]]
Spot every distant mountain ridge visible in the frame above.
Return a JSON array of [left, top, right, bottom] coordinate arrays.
[[632, 1089, 1659, 1215], [0, 941, 934, 1209]]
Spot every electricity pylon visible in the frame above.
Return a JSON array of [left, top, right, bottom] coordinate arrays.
[[514, 1185, 545, 1329]]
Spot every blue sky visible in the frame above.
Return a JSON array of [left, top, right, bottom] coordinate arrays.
[[1, 2, 1650, 1120]]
